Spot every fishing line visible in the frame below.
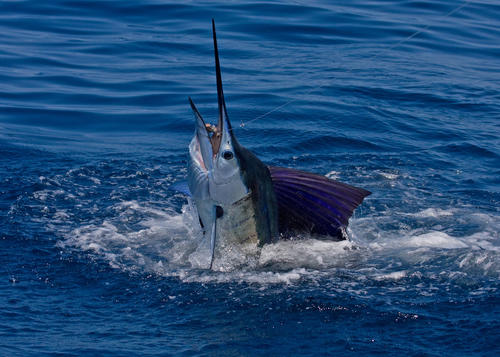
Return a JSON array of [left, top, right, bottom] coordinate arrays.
[[237, 0, 471, 130]]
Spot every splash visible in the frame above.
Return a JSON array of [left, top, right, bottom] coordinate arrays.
[[16, 161, 498, 287], [58, 197, 500, 286]]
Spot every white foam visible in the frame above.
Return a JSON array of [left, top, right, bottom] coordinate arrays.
[[374, 270, 407, 281], [325, 170, 340, 180], [259, 238, 358, 270], [33, 189, 66, 201], [411, 208, 454, 218], [57, 197, 500, 285], [377, 171, 399, 180], [179, 268, 307, 285], [403, 231, 468, 249], [58, 199, 365, 283], [365, 230, 474, 252]]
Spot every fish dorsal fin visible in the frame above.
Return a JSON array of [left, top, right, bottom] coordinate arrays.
[[268, 166, 371, 240]]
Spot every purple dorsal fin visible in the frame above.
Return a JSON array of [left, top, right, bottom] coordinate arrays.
[[268, 166, 371, 240]]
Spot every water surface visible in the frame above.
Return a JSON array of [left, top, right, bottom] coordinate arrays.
[[1, 0, 499, 355]]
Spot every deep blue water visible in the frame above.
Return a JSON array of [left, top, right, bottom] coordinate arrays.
[[1, 0, 499, 355]]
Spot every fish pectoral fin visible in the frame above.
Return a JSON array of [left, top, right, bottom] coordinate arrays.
[[209, 213, 217, 270], [269, 166, 371, 240], [169, 180, 191, 196]]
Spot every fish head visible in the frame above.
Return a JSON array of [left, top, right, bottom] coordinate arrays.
[[210, 108, 247, 200], [188, 96, 248, 206]]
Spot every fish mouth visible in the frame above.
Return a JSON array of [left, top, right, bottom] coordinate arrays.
[[205, 122, 223, 156], [188, 97, 224, 166]]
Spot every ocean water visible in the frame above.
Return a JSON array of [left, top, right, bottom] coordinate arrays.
[[1, 0, 499, 355]]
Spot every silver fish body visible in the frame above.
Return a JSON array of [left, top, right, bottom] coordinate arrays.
[[187, 129, 263, 269], [186, 21, 277, 269]]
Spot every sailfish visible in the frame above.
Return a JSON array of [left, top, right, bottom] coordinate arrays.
[[178, 20, 370, 269]]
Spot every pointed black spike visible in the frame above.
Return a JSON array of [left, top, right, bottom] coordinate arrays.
[[188, 96, 205, 123], [212, 19, 227, 132]]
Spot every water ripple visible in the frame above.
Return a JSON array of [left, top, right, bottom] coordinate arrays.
[[1, 1, 500, 356]]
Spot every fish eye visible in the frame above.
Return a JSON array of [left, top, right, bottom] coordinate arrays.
[[222, 151, 234, 160]]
